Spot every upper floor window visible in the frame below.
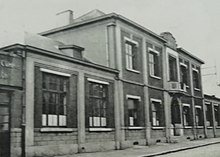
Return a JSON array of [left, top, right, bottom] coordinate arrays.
[[169, 55, 178, 81], [192, 66, 200, 89], [125, 40, 138, 71], [149, 48, 160, 77], [151, 99, 163, 127], [88, 80, 108, 127], [42, 72, 69, 127], [180, 61, 188, 90]]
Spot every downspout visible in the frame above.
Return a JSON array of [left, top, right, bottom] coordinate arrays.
[[21, 47, 26, 157]]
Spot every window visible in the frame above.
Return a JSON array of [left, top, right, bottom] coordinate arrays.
[[127, 98, 139, 126], [180, 61, 188, 90], [205, 103, 212, 126], [193, 67, 200, 89], [169, 55, 178, 81], [149, 50, 159, 77], [88, 81, 108, 127], [42, 73, 68, 127], [125, 41, 138, 70], [214, 105, 220, 126], [195, 106, 203, 126], [151, 99, 163, 127], [183, 105, 191, 126]]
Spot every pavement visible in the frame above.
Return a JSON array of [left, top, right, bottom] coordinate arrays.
[[55, 138, 220, 157]]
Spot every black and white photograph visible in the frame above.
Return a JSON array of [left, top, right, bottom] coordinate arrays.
[[0, 0, 220, 156]]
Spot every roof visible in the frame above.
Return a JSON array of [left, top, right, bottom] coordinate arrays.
[[177, 47, 205, 64], [204, 94, 220, 102], [40, 10, 166, 43]]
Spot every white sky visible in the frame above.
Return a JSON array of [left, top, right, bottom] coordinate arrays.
[[0, 0, 220, 95]]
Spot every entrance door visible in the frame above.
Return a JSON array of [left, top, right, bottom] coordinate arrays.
[[0, 91, 10, 157], [171, 99, 182, 136]]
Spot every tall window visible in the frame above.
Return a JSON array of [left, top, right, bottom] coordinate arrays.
[[127, 98, 139, 126], [214, 105, 220, 126], [88, 81, 108, 127], [180, 62, 188, 90], [195, 106, 203, 126], [183, 105, 191, 126], [205, 103, 212, 126], [193, 67, 200, 89], [151, 100, 162, 127], [169, 55, 177, 81], [42, 73, 68, 127], [125, 41, 138, 70], [149, 50, 159, 77]]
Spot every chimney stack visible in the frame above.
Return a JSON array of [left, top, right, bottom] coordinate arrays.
[[56, 10, 73, 27]]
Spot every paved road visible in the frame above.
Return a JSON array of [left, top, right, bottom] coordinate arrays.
[[156, 143, 220, 157]]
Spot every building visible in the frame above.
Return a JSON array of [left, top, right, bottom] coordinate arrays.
[[0, 9, 219, 157]]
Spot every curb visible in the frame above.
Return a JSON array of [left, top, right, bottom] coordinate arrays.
[[143, 141, 220, 157]]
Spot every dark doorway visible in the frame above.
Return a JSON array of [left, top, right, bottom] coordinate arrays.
[[0, 91, 11, 157]]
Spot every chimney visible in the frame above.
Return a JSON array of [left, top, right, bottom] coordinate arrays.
[[56, 10, 73, 27]]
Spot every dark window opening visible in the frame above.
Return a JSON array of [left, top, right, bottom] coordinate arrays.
[[169, 55, 177, 81]]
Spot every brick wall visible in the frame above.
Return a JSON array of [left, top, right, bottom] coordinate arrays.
[[85, 132, 115, 143], [34, 130, 78, 146], [125, 129, 145, 141]]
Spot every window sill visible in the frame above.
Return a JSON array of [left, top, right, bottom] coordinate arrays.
[[40, 128, 75, 133], [194, 88, 201, 91], [152, 126, 164, 130], [88, 128, 113, 132], [216, 126, 220, 129], [126, 68, 140, 74], [184, 126, 193, 129], [207, 126, 213, 129], [127, 127, 145, 130], [196, 126, 204, 128], [150, 75, 161, 80]]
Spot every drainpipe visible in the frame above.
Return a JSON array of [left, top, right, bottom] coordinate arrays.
[[21, 47, 26, 157]]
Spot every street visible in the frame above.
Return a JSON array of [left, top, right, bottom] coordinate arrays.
[[157, 143, 220, 157]]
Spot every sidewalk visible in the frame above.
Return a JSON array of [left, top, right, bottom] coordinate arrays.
[[55, 138, 220, 157]]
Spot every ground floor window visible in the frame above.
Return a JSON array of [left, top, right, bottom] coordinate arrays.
[[183, 104, 191, 126], [205, 103, 213, 126], [195, 106, 203, 126], [151, 99, 163, 127], [214, 104, 220, 126], [127, 98, 139, 126]]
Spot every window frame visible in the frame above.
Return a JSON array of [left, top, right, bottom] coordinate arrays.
[[192, 67, 200, 90], [126, 95, 141, 127], [182, 104, 191, 127], [124, 37, 139, 72], [214, 104, 220, 126], [40, 68, 71, 128], [148, 47, 160, 79], [205, 102, 213, 127], [180, 62, 189, 90], [195, 105, 203, 126], [87, 78, 109, 128], [168, 54, 178, 82], [150, 98, 163, 127]]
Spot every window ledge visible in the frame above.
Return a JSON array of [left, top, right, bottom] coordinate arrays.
[[184, 126, 193, 129], [126, 68, 140, 74], [88, 128, 113, 132], [150, 75, 161, 80], [40, 128, 75, 133], [207, 126, 213, 129], [152, 126, 164, 130], [194, 88, 201, 91], [196, 126, 204, 128], [127, 127, 145, 130], [216, 126, 220, 129]]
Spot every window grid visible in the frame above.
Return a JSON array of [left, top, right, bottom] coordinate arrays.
[[149, 51, 159, 77], [42, 73, 68, 127], [125, 42, 137, 70], [88, 82, 108, 128]]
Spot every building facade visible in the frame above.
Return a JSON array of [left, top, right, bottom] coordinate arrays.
[[0, 10, 219, 157]]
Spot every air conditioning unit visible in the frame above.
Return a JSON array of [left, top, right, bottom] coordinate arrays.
[[169, 82, 180, 91]]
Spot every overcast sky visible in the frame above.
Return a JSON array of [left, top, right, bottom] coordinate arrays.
[[0, 0, 220, 95]]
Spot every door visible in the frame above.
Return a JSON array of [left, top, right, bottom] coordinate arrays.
[[0, 91, 10, 157]]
